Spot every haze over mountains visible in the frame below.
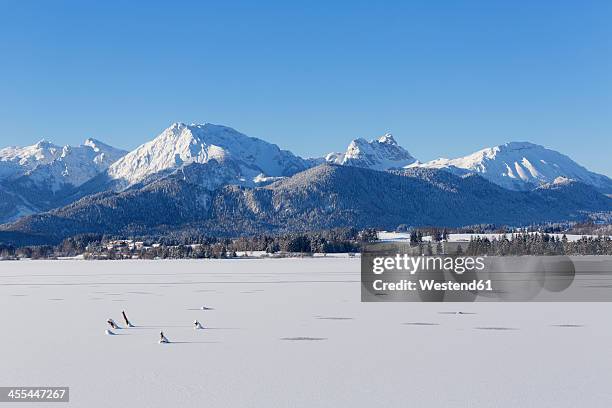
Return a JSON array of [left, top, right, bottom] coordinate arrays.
[[1, 122, 610, 244]]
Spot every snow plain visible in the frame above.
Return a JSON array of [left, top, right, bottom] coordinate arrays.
[[1, 258, 612, 407]]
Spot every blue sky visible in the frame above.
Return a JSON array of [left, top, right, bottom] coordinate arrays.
[[1, 1, 611, 175]]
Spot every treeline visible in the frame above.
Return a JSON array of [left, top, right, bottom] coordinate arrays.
[[94, 228, 377, 260], [403, 221, 612, 236], [462, 233, 612, 256], [0, 228, 378, 260], [2, 228, 612, 259], [0, 244, 56, 260]]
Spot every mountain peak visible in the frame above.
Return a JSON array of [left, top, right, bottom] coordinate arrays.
[[325, 132, 416, 170], [0, 136, 127, 195], [500, 141, 542, 151], [377, 132, 397, 145], [416, 141, 612, 193], [106, 122, 311, 189], [35, 139, 57, 149]]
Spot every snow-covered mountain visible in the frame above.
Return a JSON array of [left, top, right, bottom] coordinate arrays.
[[0, 140, 62, 178], [5, 163, 611, 245], [0, 138, 126, 190], [27, 139, 127, 190], [413, 142, 612, 193], [0, 138, 127, 223], [325, 133, 416, 170], [1, 124, 611, 231], [106, 122, 311, 189]]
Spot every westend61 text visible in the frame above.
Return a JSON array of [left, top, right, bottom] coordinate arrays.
[[372, 279, 493, 292]]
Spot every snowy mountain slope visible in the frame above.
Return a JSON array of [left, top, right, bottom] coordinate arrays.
[[0, 139, 127, 223], [325, 133, 416, 170], [2, 124, 612, 232], [25, 138, 127, 191], [3, 164, 611, 244], [106, 123, 312, 190], [0, 184, 39, 222], [0, 138, 126, 189], [0, 140, 62, 178], [413, 142, 612, 193]]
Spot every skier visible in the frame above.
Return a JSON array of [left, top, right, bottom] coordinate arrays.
[[159, 331, 170, 344], [194, 320, 204, 330]]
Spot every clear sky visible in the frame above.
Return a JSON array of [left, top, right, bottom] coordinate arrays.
[[1, 1, 611, 175]]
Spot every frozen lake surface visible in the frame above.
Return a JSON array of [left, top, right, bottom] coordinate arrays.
[[1, 258, 611, 407]]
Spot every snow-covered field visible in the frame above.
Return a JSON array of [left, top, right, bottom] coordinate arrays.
[[1, 259, 611, 407]]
